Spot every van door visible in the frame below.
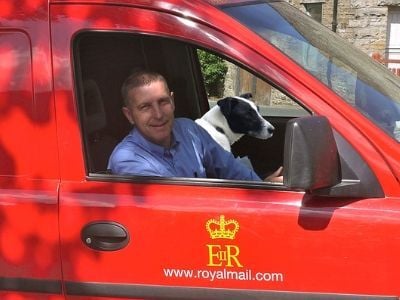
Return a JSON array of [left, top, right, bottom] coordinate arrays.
[[0, 29, 62, 298], [51, 2, 400, 299]]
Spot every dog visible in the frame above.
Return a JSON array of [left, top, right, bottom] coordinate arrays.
[[195, 93, 275, 152]]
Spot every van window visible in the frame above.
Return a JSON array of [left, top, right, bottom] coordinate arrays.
[[74, 32, 307, 182]]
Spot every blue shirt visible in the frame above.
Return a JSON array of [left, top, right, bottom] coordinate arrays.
[[108, 118, 261, 181]]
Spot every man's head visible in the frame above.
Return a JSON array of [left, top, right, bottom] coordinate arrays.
[[121, 70, 175, 148]]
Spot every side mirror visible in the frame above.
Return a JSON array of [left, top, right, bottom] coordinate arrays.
[[283, 116, 341, 191]]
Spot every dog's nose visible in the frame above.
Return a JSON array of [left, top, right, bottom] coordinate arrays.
[[268, 127, 275, 134]]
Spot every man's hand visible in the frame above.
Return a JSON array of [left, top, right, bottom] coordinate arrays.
[[264, 166, 283, 183]]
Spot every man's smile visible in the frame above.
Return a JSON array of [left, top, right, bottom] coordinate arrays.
[[150, 121, 169, 128]]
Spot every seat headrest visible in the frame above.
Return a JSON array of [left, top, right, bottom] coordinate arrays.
[[83, 79, 106, 134]]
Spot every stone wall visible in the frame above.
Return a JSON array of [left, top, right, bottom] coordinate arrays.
[[348, 0, 388, 55], [286, 0, 400, 57]]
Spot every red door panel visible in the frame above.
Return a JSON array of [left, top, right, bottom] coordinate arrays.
[[59, 181, 400, 299], [0, 30, 62, 298], [59, 181, 300, 292]]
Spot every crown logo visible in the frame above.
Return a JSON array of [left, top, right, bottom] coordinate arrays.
[[206, 215, 239, 240]]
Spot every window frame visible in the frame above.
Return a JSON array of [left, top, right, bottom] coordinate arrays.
[[72, 31, 307, 190]]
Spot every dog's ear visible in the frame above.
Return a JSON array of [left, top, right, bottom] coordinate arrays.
[[217, 97, 239, 118], [239, 92, 253, 100]]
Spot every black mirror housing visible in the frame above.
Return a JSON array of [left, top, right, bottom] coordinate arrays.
[[283, 116, 341, 191]]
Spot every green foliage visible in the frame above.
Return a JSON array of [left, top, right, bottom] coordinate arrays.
[[197, 50, 227, 97]]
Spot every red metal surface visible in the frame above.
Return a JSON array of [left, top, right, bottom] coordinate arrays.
[[59, 180, 400, 296], [0, 0, 399, 299], [0, 1, 61, 299]]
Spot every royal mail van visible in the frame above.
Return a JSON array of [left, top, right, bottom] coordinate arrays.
[[1, 0, 400, 299]]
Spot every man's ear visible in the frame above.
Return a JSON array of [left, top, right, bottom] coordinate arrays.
[[122, 106, 134, 125], [170, 91, 175, 111]]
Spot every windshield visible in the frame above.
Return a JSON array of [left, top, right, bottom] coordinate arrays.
[[218, 1, 400, 141]]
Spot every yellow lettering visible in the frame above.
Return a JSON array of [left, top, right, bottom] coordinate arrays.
[[225, 245, 243, 268], [206, 244, 223, 267], [206, 244, 243, 267]]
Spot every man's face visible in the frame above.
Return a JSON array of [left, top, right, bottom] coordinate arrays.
[[123, 80, 175, 148]]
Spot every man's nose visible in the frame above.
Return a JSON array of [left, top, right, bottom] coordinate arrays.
[[152, 104, 163, 119]]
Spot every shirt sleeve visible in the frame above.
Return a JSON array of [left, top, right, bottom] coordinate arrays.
[[108, 148, 162, 177], [193, 123, 262, 181]]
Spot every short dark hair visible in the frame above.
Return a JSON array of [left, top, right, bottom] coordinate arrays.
[[121, 69, 169, 106]]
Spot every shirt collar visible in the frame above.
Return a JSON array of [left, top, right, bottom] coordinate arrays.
[[130, 126, 180, 156]]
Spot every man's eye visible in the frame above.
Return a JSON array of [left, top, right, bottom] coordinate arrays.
[[160, 98, 171, 105], [139, 105, 150, 111]]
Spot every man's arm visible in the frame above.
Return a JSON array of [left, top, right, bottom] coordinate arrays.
[[108, 148, 163, 177]]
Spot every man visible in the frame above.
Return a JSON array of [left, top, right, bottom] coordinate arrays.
[[108, 69, 282, 182]]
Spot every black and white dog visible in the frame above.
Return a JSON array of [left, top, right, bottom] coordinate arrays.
[[195, 93, 275, 152]]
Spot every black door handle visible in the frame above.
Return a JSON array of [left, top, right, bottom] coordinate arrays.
[[81, 221, 129, 251]]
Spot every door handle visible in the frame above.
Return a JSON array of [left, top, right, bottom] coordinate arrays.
[[81, 221, 129, 251]]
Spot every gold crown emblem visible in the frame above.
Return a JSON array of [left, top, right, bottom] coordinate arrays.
[[206, 215, 239, 240]]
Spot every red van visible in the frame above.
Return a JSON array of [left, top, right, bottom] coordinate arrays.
[[1, 0, 399, 299]]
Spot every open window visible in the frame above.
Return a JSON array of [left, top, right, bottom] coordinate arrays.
[[74, 31, 307, 179]]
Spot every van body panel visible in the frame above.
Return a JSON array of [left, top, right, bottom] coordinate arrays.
[[0, 0, 399, 299]]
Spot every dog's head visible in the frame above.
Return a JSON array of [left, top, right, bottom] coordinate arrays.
[[217, 94, 275, 139]]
